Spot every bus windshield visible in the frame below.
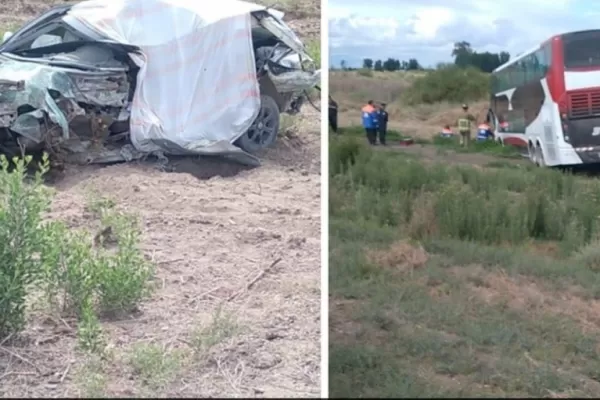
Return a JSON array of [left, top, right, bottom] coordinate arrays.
[[563, 30, 600, 69]]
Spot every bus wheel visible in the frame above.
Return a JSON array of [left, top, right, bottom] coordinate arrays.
[[535, 145, 545, 167], [528, 144, 537, 164]]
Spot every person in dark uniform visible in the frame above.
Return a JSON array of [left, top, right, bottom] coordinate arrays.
[[377, 103, 389, 145], [328, 95, 338, 133]]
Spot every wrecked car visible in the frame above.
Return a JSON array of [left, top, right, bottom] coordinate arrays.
[[0, 0, 320, 166]]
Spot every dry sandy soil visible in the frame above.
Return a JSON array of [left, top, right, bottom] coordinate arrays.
[[0, 0, 321, 398]]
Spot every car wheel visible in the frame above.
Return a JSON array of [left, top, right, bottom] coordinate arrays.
[[236, 95, 280, 153]]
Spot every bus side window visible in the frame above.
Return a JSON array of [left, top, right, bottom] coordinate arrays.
[[542, 43, 551, 73]]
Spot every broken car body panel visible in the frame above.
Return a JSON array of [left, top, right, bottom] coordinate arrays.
[[0, 0, 320, 165]]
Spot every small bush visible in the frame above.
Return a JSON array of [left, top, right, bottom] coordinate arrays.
[[0, 155, 52, 337], [357, 68, 373, 77], [0, 154, 154, 342], [403, 65, 489, 105], [329, 136, 363, 175], [40, 203, 154, 318]]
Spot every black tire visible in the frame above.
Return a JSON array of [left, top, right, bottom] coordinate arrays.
[[235, 95, 280, 153], [536, 145, 545, 167]]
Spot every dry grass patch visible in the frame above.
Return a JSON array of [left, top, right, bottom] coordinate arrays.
[[366, 240, 429, 273], [456, 267, 600, 334]]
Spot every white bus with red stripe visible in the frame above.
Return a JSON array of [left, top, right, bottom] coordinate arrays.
[[489, 30, 600, 166]]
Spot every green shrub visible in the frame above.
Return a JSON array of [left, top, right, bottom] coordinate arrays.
[[357, 68, 373, 77], [404, 65, 489, 105], [0, 154, 154, 341], [305, 39, 320, 67], [329, 136, 363, 176], [330, 144, 600, 249], [0, 155, 52, 337], [39, 204, 154, 318]]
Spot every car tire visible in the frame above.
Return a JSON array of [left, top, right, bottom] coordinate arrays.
[[235, 95, 280, 153]]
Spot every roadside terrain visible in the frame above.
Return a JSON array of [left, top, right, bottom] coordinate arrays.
[[329, 68, 600, 397], [0, 0, 321, 397]]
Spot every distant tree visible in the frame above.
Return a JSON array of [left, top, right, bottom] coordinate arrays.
[[340, 60, 347, 70], [383, 58, 400, 71], [374, 59, 384, 71], [362, 58, 374, 69], [452, 41, 474, 67], [451, 41, 510, 72], [407, 58, 421, 70]]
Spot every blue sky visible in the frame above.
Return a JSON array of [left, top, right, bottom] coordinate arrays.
[[329, 0, 600, 68]]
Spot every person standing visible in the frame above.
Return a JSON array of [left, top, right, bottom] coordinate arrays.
[[361, 100, 378, 145], [456, 104, 476, 147], [376, 103, 389, 145], [329, 95, 338, 133]]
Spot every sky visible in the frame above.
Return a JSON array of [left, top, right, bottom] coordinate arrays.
[[329, 0, 600, 68]]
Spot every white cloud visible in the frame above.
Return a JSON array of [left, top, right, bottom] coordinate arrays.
[[329, 0, 600, 68]]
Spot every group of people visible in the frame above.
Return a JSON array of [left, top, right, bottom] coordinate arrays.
[[442, 104, 494, 147], [361, 100, 388, 145], [328, 98, 496, 148]]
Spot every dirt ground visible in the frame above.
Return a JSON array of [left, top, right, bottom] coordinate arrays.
[[0, 0, 321, 398]]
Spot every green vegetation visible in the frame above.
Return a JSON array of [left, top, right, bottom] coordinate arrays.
[[305, 38, 320, 67], [0, 154, 154, 351], [432, 135, 521, 158], [334, 126, 520, 158], [404, 65, 490, 105], [329, 136, 600, 398]]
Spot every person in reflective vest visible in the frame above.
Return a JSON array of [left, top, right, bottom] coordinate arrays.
[[376, 103, 389, 145], [476, 122, 493, 141], [456, 104, 476, 147], [361, 100, 378, 145], [440, 125, 453, 138]]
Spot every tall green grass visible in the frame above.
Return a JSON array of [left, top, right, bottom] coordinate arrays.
[[330, 136, 600, 253]]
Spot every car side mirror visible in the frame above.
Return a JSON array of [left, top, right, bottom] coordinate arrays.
[[2, 31, 13, 43]]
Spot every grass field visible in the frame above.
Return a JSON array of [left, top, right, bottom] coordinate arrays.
[[329, 136, 600, 398]]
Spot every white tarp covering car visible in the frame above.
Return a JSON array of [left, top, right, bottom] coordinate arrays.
[[0, 0, 320, 166]]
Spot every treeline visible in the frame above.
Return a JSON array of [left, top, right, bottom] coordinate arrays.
[[336, 41, 510, 73], [452, 41, 510, 73], [362, 58, 422, 71]]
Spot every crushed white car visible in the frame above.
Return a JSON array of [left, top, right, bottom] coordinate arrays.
[[0, 0, 320, 166]]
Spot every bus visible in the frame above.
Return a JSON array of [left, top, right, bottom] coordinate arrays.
[[489, 29, 600, 167]]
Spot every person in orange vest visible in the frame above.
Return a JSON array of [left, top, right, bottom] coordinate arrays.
[[476, 121, 494, 141], [499, 120, 509, 132], [440, 125, 453, 138], [361, 100, 378, 145]]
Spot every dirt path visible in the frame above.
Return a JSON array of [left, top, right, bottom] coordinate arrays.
[[0, 1, 321, 397]]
